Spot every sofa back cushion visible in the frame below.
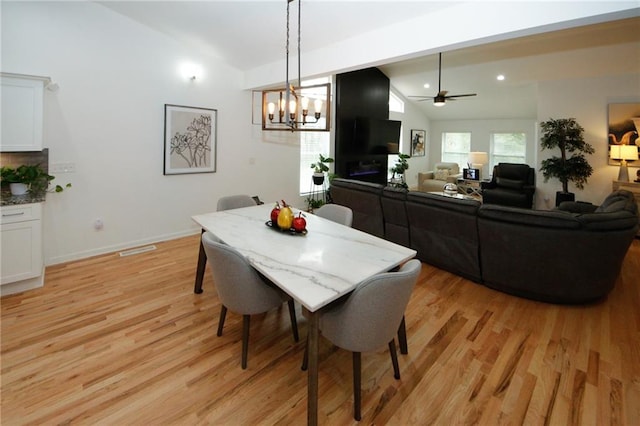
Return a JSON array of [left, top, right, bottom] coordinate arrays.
[[329, 178, 385, 238], [435, 162, 460, 175], [495, 163, 533, 182], [381, 187, 410, 246], [406, 192, 482, 282]]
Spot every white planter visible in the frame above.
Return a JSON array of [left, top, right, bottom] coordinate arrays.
[[9, 183, 29, 196]]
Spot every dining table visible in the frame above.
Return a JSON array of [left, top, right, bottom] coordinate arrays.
[[192, 203, 417, 425]]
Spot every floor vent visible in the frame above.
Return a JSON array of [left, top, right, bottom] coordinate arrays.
[[119, 245, 157, 257]]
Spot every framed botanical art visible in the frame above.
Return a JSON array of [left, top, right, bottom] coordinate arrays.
[[164, 104, 217, 175], [410, 129, 426, 157]]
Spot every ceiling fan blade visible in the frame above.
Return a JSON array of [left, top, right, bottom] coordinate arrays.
[[408, 95, 434, 99], [437, 90, 448, 97], [445, 93, 477, 99]]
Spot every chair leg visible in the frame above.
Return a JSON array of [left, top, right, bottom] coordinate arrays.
[[352, 352, 362, 421], [241, 315, 250, 369], [194, 229, 207, 294], [389, 340, 400, 380], [287, 299, 299, 342], [301, 336, 308, 371], [398, 315, 408, 355], [217, 305, 227, 337]]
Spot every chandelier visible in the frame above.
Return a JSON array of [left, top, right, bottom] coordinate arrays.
[[261, 0, 330, 132]]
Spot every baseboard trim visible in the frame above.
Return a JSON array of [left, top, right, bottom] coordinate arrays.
[[45, 229, 200, 266]]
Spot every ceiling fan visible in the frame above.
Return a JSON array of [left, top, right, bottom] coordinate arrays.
[[409, 52, 477, 107]]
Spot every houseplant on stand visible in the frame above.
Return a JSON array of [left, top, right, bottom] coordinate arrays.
[[539, 118, 594, 206], [389, 153, 411, 189], [1, 164, 71, 195], [309, 154, 334, 185]]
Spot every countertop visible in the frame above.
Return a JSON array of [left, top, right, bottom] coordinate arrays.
[[1, 190, 46, 206]]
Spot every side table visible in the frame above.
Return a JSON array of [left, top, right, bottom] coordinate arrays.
[[456, 179, 485, 199], [612, 180, 640, 236]]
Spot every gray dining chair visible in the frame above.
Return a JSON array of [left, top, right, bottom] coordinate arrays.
[[314, 203, 353, 227], [302, 259, 421, 420], [195, 195, 258, 294], [202, 232, 299, 369], [216, 194, 257, 211]]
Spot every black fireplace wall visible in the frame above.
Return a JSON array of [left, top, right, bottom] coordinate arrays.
[[335, 67, 391, 185]]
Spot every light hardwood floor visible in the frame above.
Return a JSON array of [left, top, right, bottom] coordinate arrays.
[[2, 235, 639, 425]]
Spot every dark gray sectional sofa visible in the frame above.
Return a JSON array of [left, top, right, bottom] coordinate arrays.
[[329, 178, 638, 304]]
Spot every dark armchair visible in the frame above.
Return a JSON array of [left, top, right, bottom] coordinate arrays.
[[481, 163, 536, 209]]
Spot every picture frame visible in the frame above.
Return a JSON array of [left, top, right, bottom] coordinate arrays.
[[410, 129, 426, 157], [607, 103, 640, 167], [164, 104, 217, 175]]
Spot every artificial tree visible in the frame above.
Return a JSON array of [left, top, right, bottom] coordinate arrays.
[[539, 118, 594, 206]]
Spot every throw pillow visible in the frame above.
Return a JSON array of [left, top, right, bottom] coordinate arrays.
[[434, 169, 449, 181]]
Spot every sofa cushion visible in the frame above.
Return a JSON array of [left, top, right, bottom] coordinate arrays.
[[495, 177, 524, 190], [497, 163, 531, 181], [478, 204, 581, 229], [434, 169, 449, 181]]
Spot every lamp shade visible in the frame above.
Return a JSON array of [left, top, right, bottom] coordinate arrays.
[[468, 151, 489, 165], [610, 145, 639, 161]]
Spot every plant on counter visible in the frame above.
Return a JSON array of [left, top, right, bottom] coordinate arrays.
[[539, 118, 594, 206], [389, 153, 411, 189], [1, 164, 71, 195]]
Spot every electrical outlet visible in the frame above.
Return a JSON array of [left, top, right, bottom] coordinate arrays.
[[51, 163, 76, 173]]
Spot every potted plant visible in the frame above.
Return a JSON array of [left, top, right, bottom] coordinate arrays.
[[309, 154, 334, 185], [305, 196, 325, 213], [389, 153, 411, 189], [1, 164, 71, 195], [539, 118, 595, 206]]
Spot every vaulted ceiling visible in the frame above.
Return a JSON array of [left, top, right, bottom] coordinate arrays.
[[98, 2, 640, 120]]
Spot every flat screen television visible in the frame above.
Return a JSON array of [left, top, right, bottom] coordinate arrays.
[[353, 117, 401, 155]]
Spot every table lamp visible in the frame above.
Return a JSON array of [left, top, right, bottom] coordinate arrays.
[[468, 152, 489, 179], [610, 144, 639, 182]]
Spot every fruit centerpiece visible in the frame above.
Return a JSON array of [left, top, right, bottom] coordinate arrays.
[[267, 200, 307, 235]]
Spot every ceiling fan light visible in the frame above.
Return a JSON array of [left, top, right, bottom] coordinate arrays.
[[433, 95, 446, 107]]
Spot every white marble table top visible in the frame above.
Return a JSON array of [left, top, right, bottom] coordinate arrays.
[[192, 204, 416, 312]]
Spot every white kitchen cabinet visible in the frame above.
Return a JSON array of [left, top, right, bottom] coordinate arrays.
[[0, 73, 49, 151], [0, 203, 44, 292]]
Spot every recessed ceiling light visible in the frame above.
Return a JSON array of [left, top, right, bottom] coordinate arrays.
[[496, 74, 505, 81], [423, 83, 430, 89]]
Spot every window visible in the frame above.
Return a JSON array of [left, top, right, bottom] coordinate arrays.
[[441, 132, 471, 167], [300, 131, 330, 194], [389, 90, 404, 113], [299, 78, 331, 195], [490, 133, 526, 170]]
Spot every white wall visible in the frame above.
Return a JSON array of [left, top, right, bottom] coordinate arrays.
[[536, 73, 640, 209], [389, 87, 431, 190], [429, 118, 537, 178], [3, 2, 638, 265], [2, 2, 303, 264], [426, 73, 640, 210]]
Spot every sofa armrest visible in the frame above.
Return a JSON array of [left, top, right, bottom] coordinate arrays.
[[481, 180, 496, 190], [557, 201, 597, 214], [418, 172, 435, 186], [446, 173, 463, 184]]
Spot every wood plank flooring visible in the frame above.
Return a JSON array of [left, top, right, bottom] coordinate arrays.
[[2, 234, 639, 425]]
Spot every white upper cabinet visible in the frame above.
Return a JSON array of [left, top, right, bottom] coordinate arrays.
[[1, 73, 49, 152]]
